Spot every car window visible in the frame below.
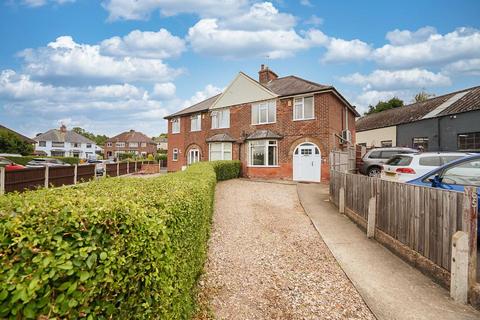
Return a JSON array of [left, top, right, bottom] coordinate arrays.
[[368, 151, 381, 159], [386, 155, 412, 166], [441, 159, 480, 187], [440, 155, 465, 165], [419, 156, 441, 166], [380, 151, 398, 159]]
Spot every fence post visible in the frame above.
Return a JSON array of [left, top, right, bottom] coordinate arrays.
[[127, 161, 129, 174], [339, 187, 345, 214], [462, 186, 478, 295], [0, 167, 5, 195], [367, 196, 376, 238], [44, 166, 49, 189], [116, 162, 120, 176], [450, 231, 469, 304], [73, 164, 78, 184], [103, 164, 107, 178], [134, 161, 138, 172]]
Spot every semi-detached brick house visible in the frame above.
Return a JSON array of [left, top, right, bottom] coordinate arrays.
[[104, 130, 157, 159], [164, 65, 359, 182]]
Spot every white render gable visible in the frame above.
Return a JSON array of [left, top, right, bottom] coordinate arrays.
[[210, 72, 278, 110]]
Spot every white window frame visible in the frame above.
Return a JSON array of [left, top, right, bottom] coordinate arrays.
[[141, 142, 147, 147], [191, 114, 201, 132], [86, 143, 92, 148], [129, 142, 138, 148], [172, 148, 179, 161], [293, 96, 315, 121], [38, 141, 47, 147], [211, 108, 230, 129], [248, 140, 278, 167], [252, 100, 276, 125], [116, 142, 125, 148], [208, 142, 232, 161], [171, 118, 180, 134]]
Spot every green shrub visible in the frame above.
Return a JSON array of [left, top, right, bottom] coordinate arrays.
[[0, 161, 239, 319], [5, 156, 80, 166], [210, 160, 241, 181]]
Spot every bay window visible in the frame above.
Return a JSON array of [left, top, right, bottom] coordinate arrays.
[[211, 108, 230, 129], [209, 142, 232, 161], [249, 140, 278, 166], [171, 118, 180, 134], [191, 114, 201, 132], [293, 96, 314, 120], [252, 100, 276, 125]]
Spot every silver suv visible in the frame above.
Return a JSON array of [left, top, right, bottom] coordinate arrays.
[[359, 147, 418, 177]]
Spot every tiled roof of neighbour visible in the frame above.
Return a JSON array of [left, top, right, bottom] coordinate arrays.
[[356, 86, 480, 132], [165, 94, 221, 118], [34, 129, 95, 144], [106, 130, 155, 144], [0, 125, 35, 143], [206, 133, 237, 142], [263, 75, 331, 96], [245, 130, 283, 140]]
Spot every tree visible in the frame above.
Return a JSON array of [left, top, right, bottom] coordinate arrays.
[[414, 91, 435, 103], [72, 127, 109, 146], [0, 129, 34, 155], [364, 97, 404, 115]]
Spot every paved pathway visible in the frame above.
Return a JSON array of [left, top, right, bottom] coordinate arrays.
[[297, 182, 480, 320], [196, 179, 374, 319]]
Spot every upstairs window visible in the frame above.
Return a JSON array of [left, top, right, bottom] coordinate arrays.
[[293, 96, 314, 120], [116, 142, 125, 148], [86, 143, 92, 148], [172, 118, 180, 134], [129, 142, 138, 148], [211, 108, 230, 129], [252, 100, 276, 125], [141, 142, 147, 147], [38, 141, 46, 147], [106, 142, 112, 147], [191, 114, 201, 132], [52, 141, 65, 148]]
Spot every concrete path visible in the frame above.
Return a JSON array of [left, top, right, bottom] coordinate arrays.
[[297, 183, 480, 320]]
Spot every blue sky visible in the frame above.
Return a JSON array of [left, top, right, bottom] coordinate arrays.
[[1, 0, 479, 137]]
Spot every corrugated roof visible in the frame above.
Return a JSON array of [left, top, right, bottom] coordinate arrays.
[[356, 85, 480, 132], [0, 125, 35, 143], [34, 129, 95, 144], [106, 130, 155, 144]]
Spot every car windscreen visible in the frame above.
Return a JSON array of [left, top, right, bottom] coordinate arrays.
[[386, 155, 412, 166], [441, 155, 465, 165]]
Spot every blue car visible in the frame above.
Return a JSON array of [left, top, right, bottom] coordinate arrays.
[[407, 154, 480, 236]]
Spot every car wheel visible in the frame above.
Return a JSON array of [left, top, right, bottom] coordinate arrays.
[[367, 167, 381, 177]]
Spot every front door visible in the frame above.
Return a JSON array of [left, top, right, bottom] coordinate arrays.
[[188, 149, 200, 165], [293, 143, 321, 182]]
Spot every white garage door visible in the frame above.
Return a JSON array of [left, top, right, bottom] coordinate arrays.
[[293, 143, 321, 182]]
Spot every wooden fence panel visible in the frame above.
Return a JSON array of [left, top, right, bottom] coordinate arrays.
[[4, 167, 45, 193], [77, 164, 95, 182], [106, 163, 118, 177], [128, 162, 136, 173], [49, 166, 75, 187], [119, 162, 128, 175]]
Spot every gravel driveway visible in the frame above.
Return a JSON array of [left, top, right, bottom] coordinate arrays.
[[195, 179, 374, 320]]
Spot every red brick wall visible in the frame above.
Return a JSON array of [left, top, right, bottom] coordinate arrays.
[[167, 91, 356, 182]]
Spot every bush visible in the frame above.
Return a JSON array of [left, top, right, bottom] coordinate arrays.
[[210, 160, 241, 181], [5, 156, 80, 166], [0, 161, 238, 319]]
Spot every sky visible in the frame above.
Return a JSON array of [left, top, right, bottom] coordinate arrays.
[[0, 0, 479, 138]]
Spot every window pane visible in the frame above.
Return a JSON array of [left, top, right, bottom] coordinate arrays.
[[268, 145, 277, 166], [380, 151, 397, 158], [304, 97, 314, 118], [294, 104, 302, 120], [211, 112, 218, 129], [442, 159, 480, 186], [386, 156, 413, 166], [252, 105, 259, 124], [223, 142, 232, 151], [268, 101, 276, 122], [220, 109, 230, 128], [211, 143, 222, 152], [251, 141, 265, 165], [260, 106, 268, 123], [419, 156, 441, 166], [224, 151, 232, 160]]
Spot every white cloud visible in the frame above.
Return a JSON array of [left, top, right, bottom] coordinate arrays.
[[102, 0, 249, 21], [305, 15, 323, 26], [353, 90, 412, 113], [340, 68, 451, 91], [100, 29, 186, 59], [19, 36, 182, 85], [300, 0, 313, 7], [374, 27, 480, 68], [322, 38, 372, 63], [443, 58, 480, 76], [21, 0, 74, 7], [182, 84, 222, 108], [152, 82, 176, 99]]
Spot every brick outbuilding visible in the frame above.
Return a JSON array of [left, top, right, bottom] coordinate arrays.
[[165, 65, 359, 182]]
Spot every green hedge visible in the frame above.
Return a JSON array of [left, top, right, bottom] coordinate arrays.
[[210, 160, 241, 181], [0, 161, 238, 319], [5, 156, 80, 166]]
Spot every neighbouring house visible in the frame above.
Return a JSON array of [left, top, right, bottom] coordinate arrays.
[[154, 136, 168, 152], [164, 65, 359, 182], [0, 124, 36, 146], [356, 86, 480, 152], [34, 124, 100, 159], [104, 130, 157, 159]]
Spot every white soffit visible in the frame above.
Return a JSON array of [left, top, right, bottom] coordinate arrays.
[[422, 91, 470, 119], [210, 72, 278, 110]]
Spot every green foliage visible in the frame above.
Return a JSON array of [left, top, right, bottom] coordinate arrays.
[[147, 154, 154, 161], [364, 97, 404, 115], [414, 91, 435, 103], [0, 129, 34, 156], [0, 161, 239, 319], [155, 153, 167, 161], [72, 127, 109, 146], [210, 160, 241, 181], [5, 156, 80, 166]]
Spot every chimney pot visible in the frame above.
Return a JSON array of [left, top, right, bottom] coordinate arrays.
[[258, 64, 278, 84]]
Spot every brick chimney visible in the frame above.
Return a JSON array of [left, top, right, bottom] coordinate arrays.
[[60, 124, 67, 133], [258, 64, 278, 84]]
